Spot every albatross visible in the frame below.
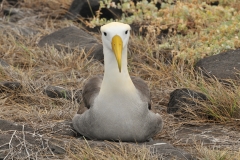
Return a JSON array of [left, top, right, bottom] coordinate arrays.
[[73, 22, 163, 142]]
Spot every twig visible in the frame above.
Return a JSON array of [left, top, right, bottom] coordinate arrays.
[[22, 125, 30, 158], [0, 0, 5, 12], [45, 139, 55, 157], [4, 130, 16, 160]]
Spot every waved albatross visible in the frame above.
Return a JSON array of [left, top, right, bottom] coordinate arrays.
[[73, 22, 163, 142]]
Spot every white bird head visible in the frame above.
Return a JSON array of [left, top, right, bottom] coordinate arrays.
[[101, 22, 131, 72]]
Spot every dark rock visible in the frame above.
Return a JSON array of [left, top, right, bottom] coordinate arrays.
[[4, 0, 20, 6], [47, 140, 66, 155], [0, 119, 33, 131], [171, 124, 240, 151], [90, 43, 104, 62], [0, 59, 10, 67], [38, 26, 104, 62], [3, 8, 35, 23], [38, 26, 98, 46], [65, 0, 165, 36], [195, 49, 240, 80], [0, 133, 65, 159], [65, 0, 163, 21], [3, 8, 18, 16], [52, 121, 78, 137], [0, 59, 21, 79], [43, 85, 81, 103], [2, 7, 44, 27], [0, 22, 38, 36], [36, 121, 81, 138], [0, 119, 76, 138], [0, 0, 19, 6], [65, 0, 163, 35], [208, 1, 219, 6], [0, 81, 22, 93], [44, 86, 72, 99], [0, 119, 67, 159], [147, 140, 196, 160], [167, 88, 208, 114], [65, 0, 122, 20]]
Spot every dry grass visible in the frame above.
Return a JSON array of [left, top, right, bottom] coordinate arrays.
[[0, 0, 240, 159], [129, 30, 240, 122], [67, 140, 158, 160], [22, 0, 72, 10], [196, 144, 240, 160]]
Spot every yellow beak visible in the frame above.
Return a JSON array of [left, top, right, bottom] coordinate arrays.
[[111, 35, 123, 72]]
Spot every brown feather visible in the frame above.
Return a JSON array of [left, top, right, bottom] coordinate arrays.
[[131, 76, 151, 110], [82, 75, 103, 109]]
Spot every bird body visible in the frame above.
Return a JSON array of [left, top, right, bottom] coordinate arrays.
[[73, 22, 163, 142]]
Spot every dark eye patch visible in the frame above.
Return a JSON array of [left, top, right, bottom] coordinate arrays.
[[125, 30, 128, 34], [104, 32, 107, 36]]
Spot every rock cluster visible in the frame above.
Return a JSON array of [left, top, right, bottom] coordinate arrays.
[[38, 26, 104, 62]]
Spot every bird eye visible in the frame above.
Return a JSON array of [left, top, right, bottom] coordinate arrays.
[[125, 30, 128, 34], [103, 32, 107, 36]]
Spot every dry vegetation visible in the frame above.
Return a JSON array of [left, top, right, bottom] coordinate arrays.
[[67, 140, 159, 160], [0, 0, 240, 159]]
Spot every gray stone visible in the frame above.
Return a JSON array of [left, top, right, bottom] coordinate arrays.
[[4, 8, 25, 22], [43, 85, 81, 104], [0, 119, 70, 159], [0, 81, 22, 93], [147, 141, 196, 160], [0, 58, 23, 80], [0, 119, 33, 132], [37, 121, 79, 137], [44, 86, 72, 99], [52, 121, 78, 137], [3, 7, 45, 27], [195, 49, 240, 80], [38, 26, 104, 62], [2, 0, 19, 6], [0, 59, 10, 68], [167, 88, 208, 114], [0, 133, 65, 159], [170, 124, 240, 151], [0, 21, 38, 36], [3, 7, 36, 22]]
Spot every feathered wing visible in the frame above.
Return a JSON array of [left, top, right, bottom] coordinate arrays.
[[78, 75, 150, 114], [77, 75, 103, 114], [131, 76, 151, 110], [82, 75, 103, 109]]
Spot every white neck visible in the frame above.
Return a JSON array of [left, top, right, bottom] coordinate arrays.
[[99, 47, 136, 94]]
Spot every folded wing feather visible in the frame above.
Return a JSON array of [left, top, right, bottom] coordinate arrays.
[[78, 75, 151, 114]]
